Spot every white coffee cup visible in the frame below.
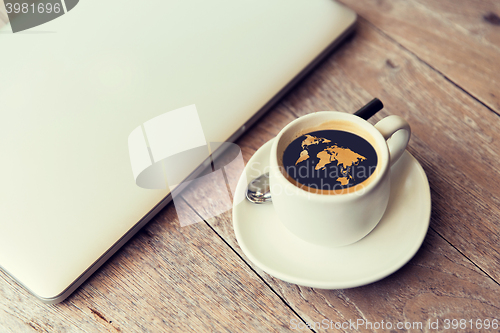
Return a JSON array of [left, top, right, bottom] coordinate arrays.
[[269, 111, 411, 247]]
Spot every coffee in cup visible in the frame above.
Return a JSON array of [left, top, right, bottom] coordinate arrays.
[[269, 111, 410, 247], [280, 123, 380, 195]]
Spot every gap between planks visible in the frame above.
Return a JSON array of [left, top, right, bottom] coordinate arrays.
[[350, 15, 500, 285], [179, 195, 318, 333], [430, 226, 500, 287], [175, 14, 500, 318], [358, 16, 500, 118]]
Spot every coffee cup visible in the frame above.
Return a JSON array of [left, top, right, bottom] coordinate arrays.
[[269, 111, 411, 247]]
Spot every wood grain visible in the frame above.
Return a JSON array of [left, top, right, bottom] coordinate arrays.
[[185, 205, 500, 332], [190, 15, 500, 286], [0, 201, 304, 332], [339, 0, 500, 113], [181, 110, 500, 331], [282, 18, 500, 285], [180, 15, 500, 331], [3, 1, 500, 331]]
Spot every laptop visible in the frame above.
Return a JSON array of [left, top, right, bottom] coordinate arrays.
[[0, 0, 356, 303]]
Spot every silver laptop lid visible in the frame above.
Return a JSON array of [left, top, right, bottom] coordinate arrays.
[[0, 0, 355, 302]]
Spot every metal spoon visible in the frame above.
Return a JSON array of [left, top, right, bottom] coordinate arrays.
[[246, 172, 272, 203], [245, 98, 384, 204]]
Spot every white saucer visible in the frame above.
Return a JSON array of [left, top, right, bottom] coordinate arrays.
[[233, 139, 431, 289]]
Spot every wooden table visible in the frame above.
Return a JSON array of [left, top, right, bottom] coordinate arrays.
[[2, 1, 500, 332]]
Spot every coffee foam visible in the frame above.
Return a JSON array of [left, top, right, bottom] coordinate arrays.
[[278, 119, 383, 195]]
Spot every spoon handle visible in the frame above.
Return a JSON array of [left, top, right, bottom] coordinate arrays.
[[354, 98, 384, 120]]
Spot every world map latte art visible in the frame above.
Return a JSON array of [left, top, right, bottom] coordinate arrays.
[[294, 135, 367, 186], [282, 130, 378, 191]]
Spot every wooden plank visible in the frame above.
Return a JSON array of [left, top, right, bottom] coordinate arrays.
[[3, 1, 500, 330], [339, 0, 500, 113], [0, 200, 305, 332], [180, 17, 500, 329], [282, 18, 500, 284], [188, 17, 500, 285], [181, 120, 500, 330], [184, 205, 500, 332]]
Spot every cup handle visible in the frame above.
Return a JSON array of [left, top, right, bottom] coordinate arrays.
[[374, 116, 411, 167]]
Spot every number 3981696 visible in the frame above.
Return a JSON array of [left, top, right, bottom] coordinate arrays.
[[5, 2, 61, 14]]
